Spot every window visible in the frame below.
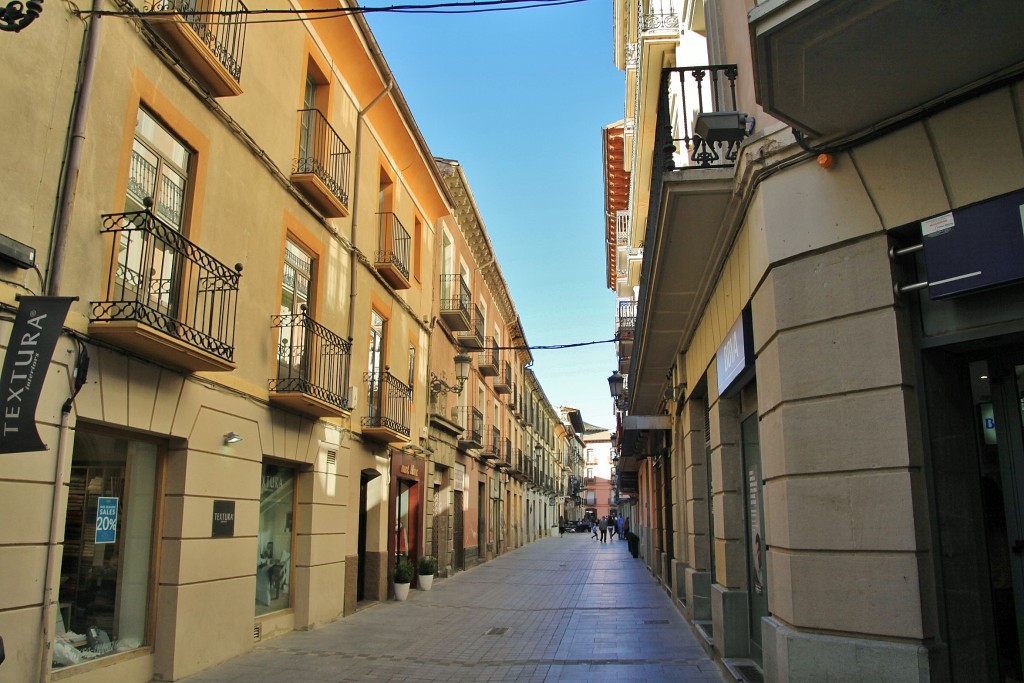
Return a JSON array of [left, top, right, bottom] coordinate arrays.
[[256, 463, 294, 616], [297, 76, 317, 167], [587, 448, 596, 465], [55, 429, 159, 668], [367, 311, 386, 418], [122, 108, 193, 315], [277, 240, 314, 375], [127, 108, 191, 227], [407, 344, 415, 399]]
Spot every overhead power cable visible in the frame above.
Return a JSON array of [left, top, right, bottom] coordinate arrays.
[[80, 0, 592, 22], [487, 338, 615, 351]]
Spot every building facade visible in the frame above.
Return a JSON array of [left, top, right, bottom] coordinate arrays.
[[0, 4, 567, 683], [607, 1, 1024, 681]]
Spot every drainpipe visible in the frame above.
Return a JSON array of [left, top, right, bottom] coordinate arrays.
[[38, 343, 88, 683], [47, 0, 102, 297]]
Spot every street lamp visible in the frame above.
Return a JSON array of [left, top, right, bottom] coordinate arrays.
[[430, 351, 471, 396], [608, 370, 625, 408]]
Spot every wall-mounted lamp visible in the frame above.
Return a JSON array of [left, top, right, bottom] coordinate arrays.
[[1, 0, 43, 32], [429, 351, 471, 396], [223, 432, 243, 445], [608, 370, 624, 401]]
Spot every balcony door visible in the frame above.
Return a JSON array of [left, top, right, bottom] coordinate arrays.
[[277, 240, 313, 384], [122, 108, 191, 318], [367, 311, 386, 419]]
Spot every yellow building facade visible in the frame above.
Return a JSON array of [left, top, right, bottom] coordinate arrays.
[[0, 3, 573, 682]]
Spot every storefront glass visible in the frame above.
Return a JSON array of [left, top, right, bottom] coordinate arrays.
[[54, 430, 158, 668], [256, 463, 294, 616]]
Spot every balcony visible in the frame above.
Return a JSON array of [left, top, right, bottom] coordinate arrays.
[[478, 338, 499, 377], [439, 274, 471, 330], [291, 109, 351, 218], [496, 437, 512, 469], [750, 0, 1024, 140], [374, 213, 411, 290], [493, 360, 512, 394], [453, 405, 483, 450], [145, 0, 247, 97], [479, 426, 500, 460], [456, 302, 484, 349], [361, 369, 410, 443], [90, 210, 241, 372], [626, 65, 744, 414], [509, 448, 523, 477], [269, 309, 351, 417], [616, 298, 636, 360]]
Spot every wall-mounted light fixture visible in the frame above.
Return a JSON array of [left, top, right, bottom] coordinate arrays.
[[223, 432, 242, 445], [429, 352, 471, 397], [607, 370, 625, 406], [1, 0, 43, 32]]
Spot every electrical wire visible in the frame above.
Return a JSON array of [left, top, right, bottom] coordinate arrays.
[[486, 338, 615, 351], [80, 0, 592, 22]]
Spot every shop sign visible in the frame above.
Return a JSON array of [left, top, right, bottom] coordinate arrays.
[[212, 499, 235, 537], [717, 307, 754, 397], [400, 462, 420, 478], [0, 296, 75, 454], [95, 497, 118, 544], [922, 188, 1024, 299]]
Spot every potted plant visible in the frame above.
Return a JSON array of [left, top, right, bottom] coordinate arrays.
[[393, 558, 413, 601], [417, 556, 437, 591]]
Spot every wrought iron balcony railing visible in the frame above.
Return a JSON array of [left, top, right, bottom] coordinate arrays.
[[457, 302, 484, 348], [440, 274, 471, 330], [498, 437, 512, 468], [91, 209, 241, 366], [616, 299, 637, 335], [375, 212, 411, 289], [362, 369, 411, 438], [480, 426, 500, 460], [146, 0, 247, 96], [494, 360, 512, 394], [270, 308, 351, 413], [293, 109, 351, 214], [453, 405, 483, 448], [478, 337, 499, 376], [659, 65, 743, 169]]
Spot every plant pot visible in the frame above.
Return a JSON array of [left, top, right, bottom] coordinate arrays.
[[418, 573, 434, 591], [394, 582, 411, 601]]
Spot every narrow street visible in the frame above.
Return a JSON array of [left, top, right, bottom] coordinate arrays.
[[176, 534, 726, 683]]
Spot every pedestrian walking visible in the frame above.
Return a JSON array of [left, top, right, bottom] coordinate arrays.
[[616, 515, 625, 540], [608, 514, 618, 540], [591, 520, 599, 540], [599, 516, 608, 543]]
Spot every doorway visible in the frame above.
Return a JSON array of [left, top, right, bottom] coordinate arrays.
[[454, 490, 464, 570], [926, 343, 1024, 682]]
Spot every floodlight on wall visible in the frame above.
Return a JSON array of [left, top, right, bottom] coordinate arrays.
[[223, 432, 243, 445], [694, 111, 751, 145], [430, 351, 472, 396]]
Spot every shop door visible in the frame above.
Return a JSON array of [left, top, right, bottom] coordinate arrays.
[[454, 490, 465, 570], [986, 349, 1024, 681], [741, 412, 768, 664]]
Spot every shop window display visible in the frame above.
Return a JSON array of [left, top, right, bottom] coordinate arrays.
[[54, 430, 158, 668], [257, 463, 294, 615]]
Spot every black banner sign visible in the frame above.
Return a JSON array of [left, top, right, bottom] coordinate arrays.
[[0, 296, 74, 454]]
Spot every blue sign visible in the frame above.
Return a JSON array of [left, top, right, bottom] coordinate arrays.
[[95, 497, 119, 544], [717, 307, 754, 397], [921, 188, 1024, 299]]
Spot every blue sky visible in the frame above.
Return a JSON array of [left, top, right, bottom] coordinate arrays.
[[366, 0, 624, 432]]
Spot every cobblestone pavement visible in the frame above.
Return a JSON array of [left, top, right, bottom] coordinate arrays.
[[176, 533, 726, 683]]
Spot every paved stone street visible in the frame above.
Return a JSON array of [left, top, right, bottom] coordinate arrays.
[[176, 533, 725, 683]]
